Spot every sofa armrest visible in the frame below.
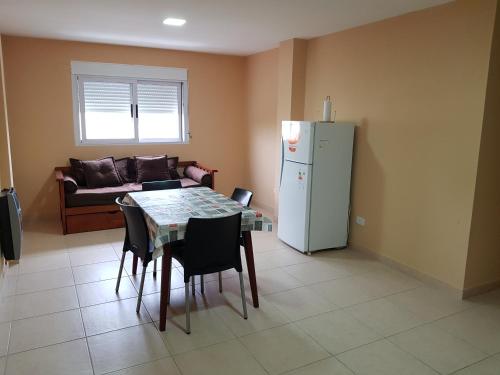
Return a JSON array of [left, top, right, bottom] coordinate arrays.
[[193, 163, 217, 189], [54, 167, 67, 234]]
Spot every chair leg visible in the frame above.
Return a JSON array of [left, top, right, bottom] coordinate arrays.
[[184, 282, 191, 334], [218, 272, 223, 293], [115, 251, 126, 292], [200, 274, 204, 294], [167, 265, 172, 304], [153, 259, 157, 278], [238, 272, 248, 319], [136, 265, 147, 313], [191, 276, 195, 296]]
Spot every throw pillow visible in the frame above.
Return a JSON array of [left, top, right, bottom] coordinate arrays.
[[63, 175, 79, 194], [184, 165, 211, 186], [115, 157, 136, 183], [82, 157, 123, 188], [167, 156, 181, 179], [69, 158, 86, 186], [135, 155, 170, 183]]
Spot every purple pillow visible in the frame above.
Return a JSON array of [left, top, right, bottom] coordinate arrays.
[[135, 156, 170, 183], [82, 157, 123, 188], [63, 175, 78, 194], [115, 157, 136, 183], [69, 158, 86, 186], [167, 157, 180, 179]]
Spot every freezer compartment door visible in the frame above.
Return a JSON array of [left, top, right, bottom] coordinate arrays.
[[282, 121, 315, 164], [277, 161, 312, 252]]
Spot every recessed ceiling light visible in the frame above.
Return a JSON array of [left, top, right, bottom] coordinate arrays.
[[163, 18, 186, 26]]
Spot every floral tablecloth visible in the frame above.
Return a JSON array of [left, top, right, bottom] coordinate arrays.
[[123, 187, 273, 259]]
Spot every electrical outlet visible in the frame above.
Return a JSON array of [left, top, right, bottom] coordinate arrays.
[[356, 216, 366, 226]]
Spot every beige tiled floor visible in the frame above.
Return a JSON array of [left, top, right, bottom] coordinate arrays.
[[0, 219, 499, 374]]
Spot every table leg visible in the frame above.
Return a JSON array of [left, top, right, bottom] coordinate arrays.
[[132, 254, 138, 275], [159, 244, 172, 332], [242, 231, 259, 308]]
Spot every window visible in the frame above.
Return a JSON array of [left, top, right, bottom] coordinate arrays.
[[71, 62, 188, 145]]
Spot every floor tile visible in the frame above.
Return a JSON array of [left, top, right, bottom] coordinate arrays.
[[240, 324, 329, 375], [345, 298, 426, 336], [107, 358, 181, 375], [308, 276, 379, 307], [129, 268, 185, 295], [158, 309, 235, 354], [12, 286, 79, 320], [452, 354, 500, 375], [5, 338, 93, 375], [296, 310, 381, 354], [15, 268, 74, 295], [0, 322, 10, 356], [285, 357, 354, 375], [253, 268, 304, 295], [69, 245, 118, 267], [81, 298, 151, 336], [387, 286, 473, 321], [212, 293, 289, 336], [9, 309, 84, 354], [254, 248, 312, 271], [72, 260, 123, 284], [434, 306, 500, 355], [337, 339, 438, 375], [267, 286, 338, 321], [389, 324, 487, 374], [87, 323, 169, 375], [174, 339, 267, 375], [76, 277, 137, 307], [282, 258, 352, 284], [18, 253, 70, 274]]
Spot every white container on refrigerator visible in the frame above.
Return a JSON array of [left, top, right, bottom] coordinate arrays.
[[278, 121, 354, 253]]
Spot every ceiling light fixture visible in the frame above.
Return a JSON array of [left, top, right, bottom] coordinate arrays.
[[163, 18, 186, 26]]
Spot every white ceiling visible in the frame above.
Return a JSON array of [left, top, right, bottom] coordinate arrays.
[[0, 0, 453, 56]]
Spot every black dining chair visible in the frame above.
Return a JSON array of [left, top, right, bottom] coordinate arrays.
[[115, 197, 154, 313], [194, 187, 254, 294], [172, 212, 247, 334], [140, 179, 182, 275], [142, 180, 182, 191]]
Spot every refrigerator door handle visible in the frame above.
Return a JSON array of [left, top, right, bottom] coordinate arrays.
[[279, 136, 285, 188]]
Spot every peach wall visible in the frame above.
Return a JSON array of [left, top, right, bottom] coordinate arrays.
[[464, 2, 500, 292], [245, 48, 278, 211], [2, 36, 247, 222], [303, 0, 496, 289]]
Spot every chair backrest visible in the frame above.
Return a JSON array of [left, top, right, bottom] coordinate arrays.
[[231, 188, 253, 207], [142, 180, 182, 191], [182, 212, 242, 281], [115, 198, 151, 262]]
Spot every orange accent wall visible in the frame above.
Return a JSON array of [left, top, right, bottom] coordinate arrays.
[[1, 36, 247, 221], [303, 0, 497, 289]]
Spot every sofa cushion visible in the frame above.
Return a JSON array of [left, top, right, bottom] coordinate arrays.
[[136, 156, 170, 183], [63, 175, 79, 194], [115, 157, 137, 183], [82, 157, 123, 188], [69, 158, 86, 186], [167, 157, 181, 179], [65, 183, 142, 207], [184, 165, 212, 187]]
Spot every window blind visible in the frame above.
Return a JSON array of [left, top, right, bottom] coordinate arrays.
[[83, 81, 131, 113], [137, 83, 179, 114]]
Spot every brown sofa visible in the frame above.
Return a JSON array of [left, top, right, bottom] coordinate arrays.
[[55, 159, 217, 234]]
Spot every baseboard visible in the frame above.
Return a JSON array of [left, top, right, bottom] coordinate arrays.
[[352, 244, 464, 299], [462, 279, 500, 299]]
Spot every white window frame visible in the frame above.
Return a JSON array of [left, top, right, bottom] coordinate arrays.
[[71, 61, 189, 146]]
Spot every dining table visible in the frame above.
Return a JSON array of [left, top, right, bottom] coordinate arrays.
[[123, 186, 273, 331]]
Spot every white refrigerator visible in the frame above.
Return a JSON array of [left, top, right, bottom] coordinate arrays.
[[278, 121, 355, 253]]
